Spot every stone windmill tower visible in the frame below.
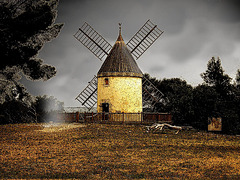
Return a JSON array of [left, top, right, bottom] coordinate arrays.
[[74, 20, 167, 121]]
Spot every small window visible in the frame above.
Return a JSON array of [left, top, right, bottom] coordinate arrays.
[[104, 78, 109, 85]]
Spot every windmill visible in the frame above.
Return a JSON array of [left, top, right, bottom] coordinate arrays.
[[74, 20, 167, 118]]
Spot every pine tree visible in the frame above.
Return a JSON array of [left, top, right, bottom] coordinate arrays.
[[0, 0, 63, 124], [0, 0, 63, 104], [201, 57, 232, 97]]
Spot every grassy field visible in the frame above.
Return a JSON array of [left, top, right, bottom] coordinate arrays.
[[0, 123, 240, 179]]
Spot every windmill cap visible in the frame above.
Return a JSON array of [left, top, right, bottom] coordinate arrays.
[[97, 33, 143, 78]]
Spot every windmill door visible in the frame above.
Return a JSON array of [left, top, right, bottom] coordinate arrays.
[[102, 103, 109, 120]]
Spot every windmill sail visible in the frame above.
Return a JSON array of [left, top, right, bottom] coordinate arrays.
[[74, 22, 112, 61], [142, 76, 168, 109], [127, 19, 163, 60], [75, 76, 98, 110], [74, 21, 167, 110]]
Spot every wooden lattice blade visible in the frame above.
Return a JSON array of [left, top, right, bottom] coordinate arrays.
[[127, 19, 163, 60], [75, 76, 98, 111], [74, 22, 112, 61], [142, 76, 168, 109]]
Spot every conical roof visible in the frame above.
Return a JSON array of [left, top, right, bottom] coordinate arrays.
[[97, 33, 143, 78]]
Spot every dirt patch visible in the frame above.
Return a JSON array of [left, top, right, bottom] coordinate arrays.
[[38, 123, 85, 132]]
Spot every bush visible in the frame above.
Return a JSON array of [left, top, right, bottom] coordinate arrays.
[[0, 100, 36, 124]]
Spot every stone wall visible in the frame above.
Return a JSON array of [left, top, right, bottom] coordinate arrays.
[[97, 76, 142, 114]]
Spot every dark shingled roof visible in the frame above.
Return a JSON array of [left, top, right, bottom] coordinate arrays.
[[97, 34, 143, 78]]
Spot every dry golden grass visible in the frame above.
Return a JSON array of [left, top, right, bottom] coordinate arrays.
[[0, 123, 240, 179]]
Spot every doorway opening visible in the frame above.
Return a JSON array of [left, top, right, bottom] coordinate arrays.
[[102, 103, 109, 112], [102, 103, 109, 120]]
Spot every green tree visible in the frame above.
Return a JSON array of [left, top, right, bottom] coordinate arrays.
[[201, 57, 232, 97], [34, 95, 64, 123], [158, 78, 193, 125], [145, 74, 194, 125], [0, 0, 63, 124], [200, 57, 239, 134], [192, 85, 219, 130], [0, 100, 36, 124], [0, 0, 63, 104]]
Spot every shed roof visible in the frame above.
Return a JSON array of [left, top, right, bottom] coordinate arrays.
[[97, 34, 143, 78]]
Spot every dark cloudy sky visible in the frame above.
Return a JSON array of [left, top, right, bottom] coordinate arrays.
[[21, 0, 240, 107]]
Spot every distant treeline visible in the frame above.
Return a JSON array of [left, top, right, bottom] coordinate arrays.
[[144, 57, 240, 135]]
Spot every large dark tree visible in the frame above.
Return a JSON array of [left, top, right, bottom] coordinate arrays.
[[144, 74, 194, 125], [192, 85, 219, 130], [157, 78, 194, 125], [0, 0, 63, 123], [0, 0, 63, 104]]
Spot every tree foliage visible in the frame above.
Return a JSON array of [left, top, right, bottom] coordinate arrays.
[[146, 57, 240, 134], [192, 85, 219, 130], [0, 95, 64, 124], [236, 69, 240, 87], [0, 0, 63, 124], [201, 57, 232, 97], [0, 100, 37, 124], [0, 0, 63, 104], [155, 78, 193, 125], [34, 95, 64, 123]]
